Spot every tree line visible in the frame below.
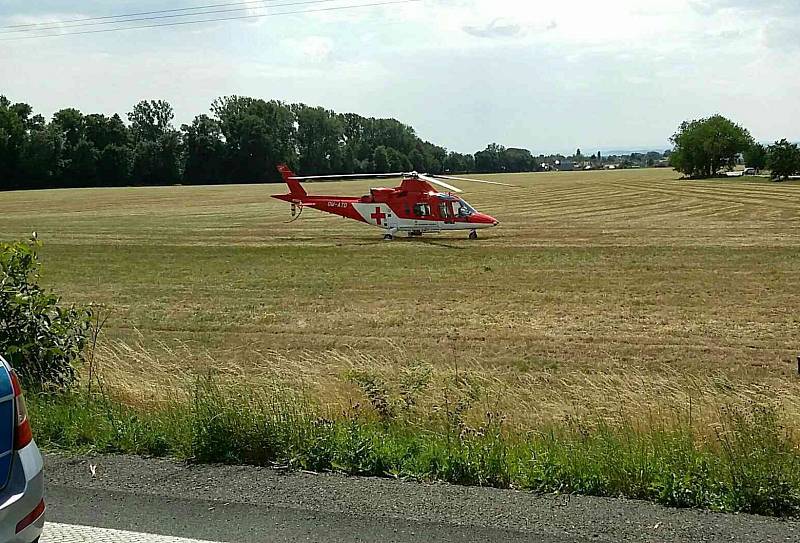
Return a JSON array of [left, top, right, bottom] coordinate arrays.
[[0, 95, 444, 188], [669, 115, 800, 180], [7, 95, 787, 189], [1, 94, 672, 190], [0, 95, 491, 189]]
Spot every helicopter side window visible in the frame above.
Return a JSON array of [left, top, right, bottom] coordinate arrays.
[[413, 203, 431, 217]]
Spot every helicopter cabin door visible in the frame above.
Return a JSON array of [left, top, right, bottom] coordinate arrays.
[[439, 201, 457, 225], [411, 202, 439, 232], [385, 207, 399, 232]]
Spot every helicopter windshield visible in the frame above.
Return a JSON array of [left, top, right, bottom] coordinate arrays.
[[455, 199, 476, 217]]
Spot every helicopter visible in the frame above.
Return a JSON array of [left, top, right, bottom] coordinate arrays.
[[273, 164, 512, 240]]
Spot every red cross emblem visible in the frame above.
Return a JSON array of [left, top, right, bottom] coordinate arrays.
[[371, 207, 387, 225]]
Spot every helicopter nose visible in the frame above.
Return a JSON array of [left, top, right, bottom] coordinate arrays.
[[470, 213, 497, 225]]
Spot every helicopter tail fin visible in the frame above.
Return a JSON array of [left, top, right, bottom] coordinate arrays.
[[277, 164, 307, 199]]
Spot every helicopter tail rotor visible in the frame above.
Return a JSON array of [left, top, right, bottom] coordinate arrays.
[[285, 202, 305, 223]]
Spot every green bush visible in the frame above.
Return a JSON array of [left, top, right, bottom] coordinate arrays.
[[0, 238, 91, 389]]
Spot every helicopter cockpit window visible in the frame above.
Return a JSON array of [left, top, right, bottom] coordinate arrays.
[[414, 203, 431, 217], [455, 199, 475, 217]]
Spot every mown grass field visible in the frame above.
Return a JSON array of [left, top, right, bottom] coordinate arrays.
[[2, 168, 800, 433]]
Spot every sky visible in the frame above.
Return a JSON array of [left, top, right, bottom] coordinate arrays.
[[1, 0, 799, 154]]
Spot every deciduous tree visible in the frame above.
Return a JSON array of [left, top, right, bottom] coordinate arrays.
[[0, 96, 26, 186], [372, 145, 390, 173], [97, 144, 131, 185], [744, 143, 767, 172], [767, 139, 800, 180], [211, 96, 295, 182], [182, 115, 224, 184], [408, 149, 426, 172], [474, 143, 505, 173], [19, 126, 62, 187], [294, 105, 344, 175], [669, 115, 753, 178], [128, 100, 174, 143], [386, 147, 411, 172]]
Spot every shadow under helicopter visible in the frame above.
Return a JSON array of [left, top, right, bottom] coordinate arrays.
[[329, 235, 499, 250]]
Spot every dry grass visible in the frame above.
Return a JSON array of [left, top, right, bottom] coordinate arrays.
[[2, 168, 800, 433]]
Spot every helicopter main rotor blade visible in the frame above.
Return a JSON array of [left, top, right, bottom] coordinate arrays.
[[289, 173, 405, 181], [417, 174, 463, 193], [431, 174, 516, 187]]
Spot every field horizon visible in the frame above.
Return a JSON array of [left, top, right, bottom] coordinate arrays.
[[3, 168, 800, 435]]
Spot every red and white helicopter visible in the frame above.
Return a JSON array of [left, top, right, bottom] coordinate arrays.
[[273, 164, 511, 240]]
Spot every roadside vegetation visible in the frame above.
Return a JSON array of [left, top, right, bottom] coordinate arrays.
[[28, 380, 800, 518]]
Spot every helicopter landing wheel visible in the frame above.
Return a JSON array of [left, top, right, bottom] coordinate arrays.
[[383, 233, 394, 241], [469, 230, 478, 240], [407, 230, 423, 238]]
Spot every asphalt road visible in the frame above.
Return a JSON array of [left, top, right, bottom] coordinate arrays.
[[44, 454, 799, 543]]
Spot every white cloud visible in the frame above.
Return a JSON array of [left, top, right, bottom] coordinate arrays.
[[462, 17, 559, 39], [285, 35, 334, 62], [463, 18, 523, 39]]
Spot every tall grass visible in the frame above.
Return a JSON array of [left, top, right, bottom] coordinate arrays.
[[28, 379, 800, 518]]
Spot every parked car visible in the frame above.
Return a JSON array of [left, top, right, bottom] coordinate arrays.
[[0, 356, 44, 543]]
